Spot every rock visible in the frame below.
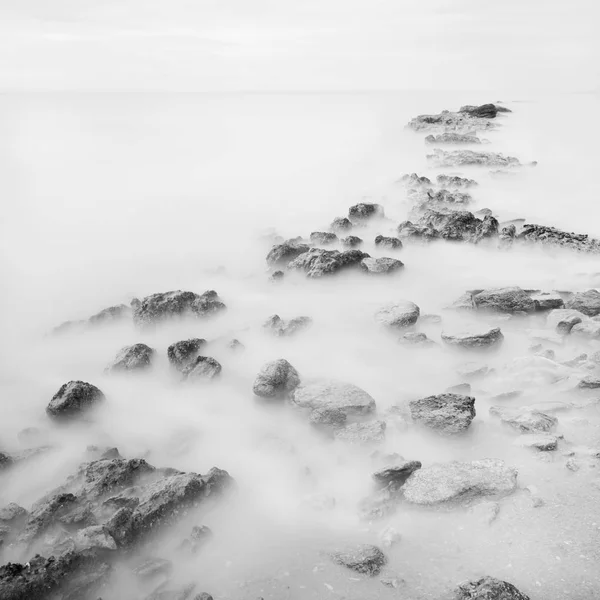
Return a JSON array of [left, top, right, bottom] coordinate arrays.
[[287, 248, 369, 278], [133, 557, 173, 581], [374, 301, 420, 329], [146, 583, 197, 600], [407, 108, 498, 133], [403, 459, 518, 505], [425, 132, 482, 144], [331, 217, 353, 232], [578, 376, 600, 389], [571, 320, 600, 338], [409, 393, 476, 434], [309, 407, 347, 429], [330, 544, 387, 576], [489, 406, 557, 433], [428, 149, 521, 168], [517, 224, 600, 254], [418, 209, 482, 241], [168, 339, 207, 372], [228, 339, 244, 351], [448, 292, 476, 310], [310, 231, 338, 245], [513, 433, 559, 451], [436, 174, 478, 188], [88, 303, 131, 326], [399, 332, 434, 346], [473, 215, 499, 242], [291, 379, 376, 415], [266, 241, 310, 267], [397, 220, 439, 241], [106, 343, 155, 372], [73, 525, 117, 551], [400, 173, 432, 187], [373, 461, 422, 488], [472, 287, 535, 313], [46, 381, 105, 420], [546, 308, 585, 333], [531, 292, 564, 310], [180, 525, 214, 554], [374, 235, 402, 250], [442, 328, 504, 349], [564, 289, 600, 316], [181, 357, 222, 380], [454, 576, 530, 600], [0, 504, 28, 525], [270, 270, 285, 282], [132, 290, 226, 327], [348, 203, 385, 222], [360, 257, 404, 274], [341, 235, 363, 247], [252, 359, 301, 398], [334, 421, 386, 444], [562, 353, 588, 367], [459, 103, 504, 118], [263, 314, 312, 337], [469, 501, 500, 524]]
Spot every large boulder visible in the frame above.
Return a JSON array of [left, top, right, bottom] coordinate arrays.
[[253, 359, 300, 398], [132, 290, 225, 327], [409, 393, 476, 434], [489, 406, 557, 433], [565, 289, 600, 316], [168, 339, 207, 372], [46, 381, 105, 420], [546, 308, 585, 333], [291, 379, 376, 415], [348, 203, 384, 222], [106, 343, 155, 372], [454, 576, 530, 600], [330, 544, 387, 576], [266, 240, 310, 267], [360, 257, 404, 274], [472, 287, 536, 313], [425, 132, 481, 145], [263, 314, 312, 337], [442, 328, 504, 349], [374, 301, 420, 329], [403, 459, 518, 505], [287, 248, 369, 278], [181, 357, 222, 380]]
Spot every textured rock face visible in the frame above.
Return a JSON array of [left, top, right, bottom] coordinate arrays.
[[331, 217, 353, 232], [425, 132, 481, 145], [360, 257, 404, 274], [397, 220, 440, 241], [310, 231, 338, 245], [489, 406, 557, 433], [407, 107, 499, 133], [252, 359, 301, 398], [348, 203, 384, 222], [330, 544, 387, 575], [373, 461, 422, 488], [459, 103, 505, 118], [106, 343, 155, 372], [454, 576, 530, 600], [409, 393, 476, 434], [263, 314, 312, 337], [341, 235, 363, 248], [132, 290, 226, 327], [418, 209, 482, 241], [402, 459, 518, 505], [287, 248, 369, 278], [437, 174, 478, 188], [291, 379, 376, 415], [442, 328, 504, 349], [374, 235, 402, 249], [517, 224, 600, 254], [181, 357, 222, 380], [546, 308, 585, 333], [266, 241, 311, 267], [428, 149, 521, 168], [472, 287, 536, 313], [374, 301, 420, 329], [46, 381, 105, 420], [168, 339, 207, 371], [565, 289, 600, 316]]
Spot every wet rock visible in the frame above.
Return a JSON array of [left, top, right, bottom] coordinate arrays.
[[263, 314, 312, 337], [132, 290, 226, 327], [565, 289, 600, 316], [253, 359, 300, 398], [373, 461, 422, 488], [472, 287, 535, 313], [291, 379, 376, 415], [374, 301, 420, 329], [425, 132, 482, 144], [407, 108, 498, 133], [334, 420, 386, 444], [181, 357, 222, 380], [266, 240, 311, 267], [418, 209, 482, 241], [517, 224, 600, 254], [436, 174, 478, 188], [46, 381, 105, 420], [330, 544, 387, 576], [374, 235, 402, 250], [531, 292, 564, 310], [348, 203, 385, 222], [513, 433, 559, 451], [310, 231, 338, 245], [399, 332, 434, 346], [341, 235, 363, 248], [489, 406, 557, 433], [287, 248, 369, 278], [546, 308, 585, 333], [331, 217, 353, 232], [578, 376, 600, 389], [403, 459, 518, 505], [428, 149, 521, 168], [360, 257, 404, 274], [409, 393, 476, 434], [454, 576, 530, 600], [473, 215, 499, 242], [397, 220, 439, 241], [106, 343, 155, 373], [168, 339, 207, 372], [442, 328, 504, 349]]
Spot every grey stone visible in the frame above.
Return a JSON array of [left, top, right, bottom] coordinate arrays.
[[106, 343, 155, 372], [360, 257, 404, 274], [374, 235, 402, 250], [373, 461, 422, 488], [168, 339, 207, 372], [341, 235, 363, 247], [446, 383, 471, 394], [253, 359, 300, 398], [531, 292, 564, 310], [374, 301, 420, 329], [513, 434, 559, 451], [310, 231, 338, 245], [331, 217, 353, 232], [425, 132, 482, 144], [287, 248, 369, 278], [397, 220, 439, 241], [454, 576, 530, 600], [263, 314, 312, 337], [436, 174, 478, 188], [428, 149, 521, 168], [472, 287, 536, 313], [571, 321, 600, 339], [442, 328, 504, 349], [409, 393, 476, 434], [348, 203, 385, 222], [46, 381, 105, 420], [399, 332, 434, 346], [309, 407, 347, 429], [517, 224, 600, 254], [489, 406, 557, 433], [578, 376, 600, 389], [565, 289, 600, 316], [182, 357, 222, 380], [330, 544, 387, 576], [291, 379, 376, 415], [266, 240, 310, 267], [546, 308, 585, 333]]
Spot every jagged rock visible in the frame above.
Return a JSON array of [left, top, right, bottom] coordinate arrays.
[[17, 493, 80, 545], [442, 328, 504, 349], [472, 287, 536, 313], [374, 235, 402, 250], [287, 248, 369, 278], [334, 420, 386, 444], [407, 108, 498, 133], [489, 406, 557, 433], [513, 433, 559, 451], [397, 220, 439, 241], [399, 332, 434, 346], [373, 461, 422, 488], [454, 576, 530, 600], [253, 359, 300, 398], [168, 339, 207, 372], [400, 173, 432, 187], [266, 241, 311, 267], [374, 301, 420, 329], [310, 231, 338, 245], [46, 381, 105, 420], [565, 289, 600, 316], [341, 235, 363, 247], [132, 290, 226, 327], [181, 357, 222, 380], [459, 103, 506, 118], [330, 544, 387, 576], [578, 376, 600, 389], [425, 132, 482, 145], [409, 393, 476, 434], [421, 188, 473, 205], [517, 224, 600, 254], [263, 314, 312, 336], [106, 343, 155, 373], [403, 459, 518, 505], [436, 174, 478, 188], [546, 308, 585, 333], [291, 380, 376, 415], [348, 203, 385, 222], [473, 215, 499, 243], [0, 504, 28, 525], [360, 257, 404, 274], [428, 149, 520, 168], [330, 217, 353, 232]]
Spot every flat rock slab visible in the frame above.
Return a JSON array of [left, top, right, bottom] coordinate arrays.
[[513, 433, 559, 451], [489, 406, 557, 433], [442, 328, 504, 349], [291, 379, 376, 415], [409, 393, 476, 434], [472, 287, 536, 313], [330, 544, 387, 576], [375, 301, 420, 329]]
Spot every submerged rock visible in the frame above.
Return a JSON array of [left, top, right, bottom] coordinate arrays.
[[514, 433, 559, 451], [168, 339, 207, 372], [374, 301, 420, 329], [425, 132, 482, 145], [310, 231, 338, 245], [472, 287, 536, 313], [287, 248, 369, 278], [263, 314, 312, 337], [442, 328, 504, 349], [409, 393, 476, 434], [565, 289, 600, 316], [88, 303, 132, 326], [46, 381, 105, 420], [489, 406, 557, 433], [334, 420, 386, 444], [428, 149, 521, 168], [341, 235, 363, 248], [291, 379, 376, 415], [374, 235, 402, 250], [181, 357, 222, 380], [546, 308, 585, 333], [331, 217, 353, 232], [253, 359, 300, 398], [348, 203, 385, 222], [373, 461, 422, 488], [106, 343, 155, 372], [330, 544, 387, 576], [266, 240, 311, 267], [399, 332, 434, 346], [454, 576, 530, 600], [436, 174, 478, 188], [360, 257, 404, 274]]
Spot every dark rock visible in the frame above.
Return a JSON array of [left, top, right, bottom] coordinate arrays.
[[454, 576, 530, 600], [531, 292, 564, 310], [517, 224, 600, 254], [348, 203, 385, 222], [132, 291, 226, 327], [442, 328, 504, 349], [397, 220, 439, 241], [578, 376, 600, 389], [309, 407, 347, 429], [374, 235, 402, 250], [0, 452, 14, 471], [46, 381, 105, 420], [565, 289, 600, 316], [330, 217, 353, 232], [106, 343, 155, 373], [341, 235, 363, 247], [287, 248, 369, 278], [373, 461, 422, 488], [436, 174, 478, 188], [310, 231, 338, 245], [168, 339, 207, 372], [193, 594, 213, 600], [291, 380, 376, 415], [360, 257, 404, 274], [330, 544, 387, 576], [459, 103, 500, 119], [418, 209, 483, 241], [472, 287, 536, 313], [425, 132, 482, 145], [473, 215, 499, 242], [489, 406, 557, 433], [428, 149, 521, 168], [263, 314, 312, 337], [374, 301, 420, 329], [181, 357, 222, 380], [266, 241, 311, 267], [253, 359, 301, 398], [409, 393, 476, 434]]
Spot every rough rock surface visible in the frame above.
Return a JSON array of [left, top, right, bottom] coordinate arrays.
[[437, 174, 478, 188], [374, 235, 402, 250], [454, 576, 530, 600], [287, 248, 369, 278], [517, 224, 600, 254], [373, 461, 422, 488], [442, 328, 504, 349], [263, 314, 312, 337], [310, 231, 338, 245], [291, 379, 376, 415], [428, 149, 521, 168], [409, 393, 476, 434], [407, 106, 500, 133], [360, 257, 404, 274], [181, 357, 222, 380], [168, 339, 207, 372], [531, 292, 564, 310], [489, 406, 557, 433], [425, 132, 481, 145], [348, 203, 384, 222], [546, 309, 585, 334], [402, 459, 518, 505], [309, 407, 347, 430], [330, 544, 387, 576], [106, 343, 155, 372], [266, 241, 311, 267], [565, 289, 600, 316], [46, 381, 105, 420], [397, 220, 439, 241], [253, 359, 301, 398], [341, 235, 363, 248], [330, 217, 353, 232], [472, 287, 536, 313], [374, 301, 420, 329]]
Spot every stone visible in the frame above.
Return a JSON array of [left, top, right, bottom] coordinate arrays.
[[360, 257, 404, 274], [456, 362, 491, 379], [106, 343, 155, 372], [425, 132, 482, 144], [168, 339, 207, 372], [473, 215, 499, 243], [399, 332, 434, 346], [309, 407, 347, 429], [228, 339, 244, 351], [448, 292, 475, 310], [253, 359, 301, 398], [459, 103, 504, 118], [374, 301, 420, 329], [517, 224, 600, 254], [270, 270, 285, 282], [330, 544, 387, 576], [442, 328, 504, 349], [513, 433, 559, 451], [46, 381, 105, 420], [334, 420, 386, 444], [578, 376, 600, 389], [133, 557, 173, 581], [472, 287, 536, 313], [181, 357, 222, 380], [146, 583, 197, 600], [564, 289, 600, 316], [0, 503, 28, 525], [402, 459, 518, 505], [73, 525, 117, 551], [489, 406, 557, 433], [263, 314, 312, 337], [400, 173, 432, 187], [397, 220, 439, 241], [436, 174, 478, 188], [132, 290, 226, 327], [418, 209, 482, 241], [331, 217, 353, 232], [531, 292, 564, 310], [310, 231, 338, 245], [409, 393, 476, 434], [428, 149, 521, 168], [348, 203, 385, 222], [88, 303, 132, 326], [546, 308, 585, 333], [373, 461, 422, 488], [287, 248, 369, 278], [374, 235, 402, 250], [266, 240, 310, 267], [407, 108, 498, 133], [341, 235, 363, 247], [571, 321, 600, 338], [454, 576, 530, 600], [291, 379, 376, 415]]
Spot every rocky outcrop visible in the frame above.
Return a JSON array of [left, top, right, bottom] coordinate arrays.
[[360, 257, 404, 274], [374, 301, 420, 329], [564, 289, 600, 316], [330, 217, 353, 232], [181, 357, 222, 380], [373, 461, 422, 488], [397, 220, 440, 241], [291, 379, 376, 415], [472, 287, 536, 313], [348, 203, 385, 222], [374, 235, 402, 250], [263, 314, 312, 337], [442, 328, 504, 349], [399, 332, 434, 346], [425, 132, 482, 145], [106, 343, 155, 373], [168, 339, 207, 372], [46, 381, 105, 420], [266, 240, 311, 267], [409, 393, 476, 434], [341, 235, 363, 247], [287, 248, 369, 278], [407, 105, 501, 133], [454, 576, 530, 600], [517, 224, 600, 254], [252, 359, 300, 398], [330, 544, 387, 576], [428, 149, 521, 168], [489, 406, 557, 433], [436, 174, 478, 188], [310, 231, 338, 245]]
